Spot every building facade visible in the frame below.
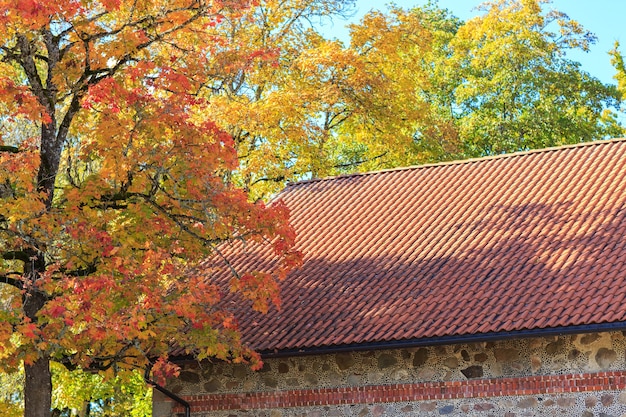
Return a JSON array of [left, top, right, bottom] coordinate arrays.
[[154, 331, 626, 416]]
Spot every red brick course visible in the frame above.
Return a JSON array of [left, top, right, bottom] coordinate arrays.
[[171, 371, 626, 412]]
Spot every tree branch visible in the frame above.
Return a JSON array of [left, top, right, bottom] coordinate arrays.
[[0, 145, 19, 153], [0, 273, 23, 290], [250, 175, 286, 186], [16, 35, 51, 112], [3, 250, 30, 263], [333, 151, 388, 170], [142, 197, 223, 248], [61, 264, 97, 277], [56, 92, 83, 144]]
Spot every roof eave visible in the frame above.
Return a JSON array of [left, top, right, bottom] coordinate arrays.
[[259, 321, 626, 358]]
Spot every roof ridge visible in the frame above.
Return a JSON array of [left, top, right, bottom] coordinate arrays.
[[286, 138, 626, 187]]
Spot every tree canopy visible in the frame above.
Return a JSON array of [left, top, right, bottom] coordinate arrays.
[[446, 0, 622, 155], [202, 0, 623, 198]]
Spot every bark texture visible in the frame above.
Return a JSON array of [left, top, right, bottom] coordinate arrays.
[[24, 356, 52, 417]]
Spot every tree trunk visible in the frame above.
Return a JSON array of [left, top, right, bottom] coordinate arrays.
[[16, 27, 68, 417], [24, 355, 52, 417], [23, 255, 52, 417]]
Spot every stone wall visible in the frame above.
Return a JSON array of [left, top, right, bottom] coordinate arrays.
[[154, 331, 626, 416]]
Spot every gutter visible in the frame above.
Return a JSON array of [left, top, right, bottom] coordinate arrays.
[[145, 369, 191, 417], [258, 321, 626, 358]]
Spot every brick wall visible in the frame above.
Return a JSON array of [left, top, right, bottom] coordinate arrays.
[[153, 331, 626, 416]]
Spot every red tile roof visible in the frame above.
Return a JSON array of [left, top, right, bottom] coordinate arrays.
[[213, 139, 626, 353]]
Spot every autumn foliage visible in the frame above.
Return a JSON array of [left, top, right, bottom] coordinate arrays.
[[0, 0, 301, 415], [201, 0, 621, 199], [0, 0, 624, 414]]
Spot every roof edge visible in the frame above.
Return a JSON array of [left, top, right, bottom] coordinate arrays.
[[285, 138, 626, 188], [259, 321, 626, 358], [169, 322, 626, 364]]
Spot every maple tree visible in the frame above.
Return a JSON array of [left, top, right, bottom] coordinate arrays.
[[0, 1, 301, 416]]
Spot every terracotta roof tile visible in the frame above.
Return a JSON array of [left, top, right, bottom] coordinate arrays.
[[210, 139, 626, 353]]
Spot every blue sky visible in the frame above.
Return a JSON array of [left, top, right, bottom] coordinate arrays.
[[322, 0, 625, 86]]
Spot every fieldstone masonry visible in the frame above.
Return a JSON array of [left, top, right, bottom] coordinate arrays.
[[153, 331, 626, 416]]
